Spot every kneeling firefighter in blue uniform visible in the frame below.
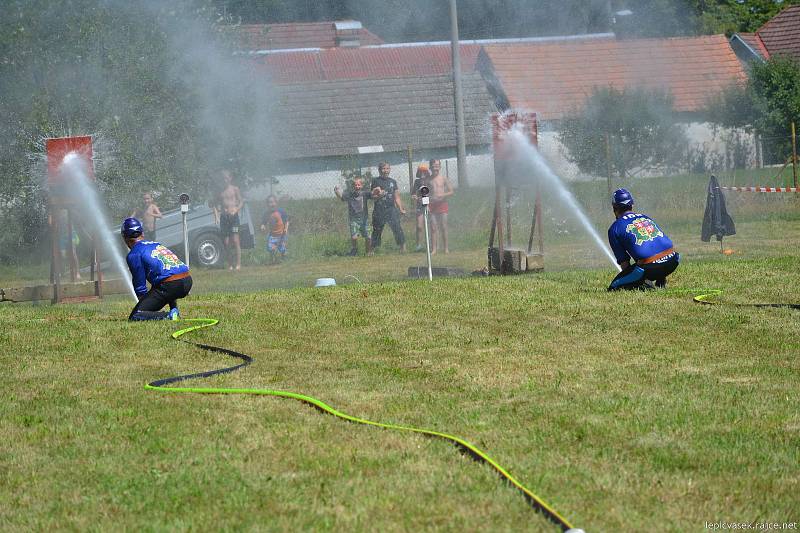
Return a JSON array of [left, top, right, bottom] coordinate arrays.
[[121, 217, 192, 320], [607, 189, 680, 291]]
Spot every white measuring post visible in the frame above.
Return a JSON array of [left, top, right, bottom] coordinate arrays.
[[179, 193, 190, 268], [421, 189, 433, 281]]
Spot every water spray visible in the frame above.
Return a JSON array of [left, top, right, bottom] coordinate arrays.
[[489, 111, 545, 274], [59, 152, 137, 300], [505, 125, 621, 271], [40, 136, 136, 303]]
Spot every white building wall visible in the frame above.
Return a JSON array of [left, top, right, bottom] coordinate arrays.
[[535, 122, 757, 181], [249, 154, 496, 200], [251, 123, 755, 199]]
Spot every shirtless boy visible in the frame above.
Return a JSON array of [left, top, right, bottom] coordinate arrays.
[[428, 159, 454, 254], [131, 192, 162, 240], [216, 169, 243, 271]]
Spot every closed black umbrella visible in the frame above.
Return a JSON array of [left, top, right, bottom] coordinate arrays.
[[701, 175, 736, 250]]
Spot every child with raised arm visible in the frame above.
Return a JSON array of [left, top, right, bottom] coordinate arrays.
[[335, 177, 372, 256]]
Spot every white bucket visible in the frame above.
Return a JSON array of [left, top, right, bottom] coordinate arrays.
[[314, 278, 336, 288]]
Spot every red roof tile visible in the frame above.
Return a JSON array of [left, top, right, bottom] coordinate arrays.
[[251, 43, 482, 84], [480, 35, 747, 120], [236, 21, 383, 51], [755, 5, 800, 61]]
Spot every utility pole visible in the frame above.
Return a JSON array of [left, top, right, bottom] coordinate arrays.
[[449, 0, 468, 188]]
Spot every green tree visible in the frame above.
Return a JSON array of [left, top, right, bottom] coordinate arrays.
[[0, 0, 277, 258], [558, 86, 687, 179], [695, 0, 800, 35], [706, 57, 800, 163]]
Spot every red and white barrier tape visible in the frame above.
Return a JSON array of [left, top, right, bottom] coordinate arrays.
[[721, 186, 799, 193]]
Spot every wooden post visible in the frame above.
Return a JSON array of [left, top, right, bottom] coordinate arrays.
[[90, 245, 96, 282], [792, 122, 798, 188], [535, 186, 544, 255], [50, 209, 63, 303], [755, 131, 762, 169], [496, 184, 504, 270], [66, 210, 77, 282], [407, 145, 414, 195], [489, 193, 499, 248], [526, 194, 537, 254], [95, 238, 103, 299], [505, 186, 512, 246], [449, 0, 468, 188]]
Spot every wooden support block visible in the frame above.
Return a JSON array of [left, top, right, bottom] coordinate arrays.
[[503, 248, 527, 273], [1, 284, 54, 302], [526, 253, 544, 272], [488, 246, 544, 275], [0, 279, 129, 303]]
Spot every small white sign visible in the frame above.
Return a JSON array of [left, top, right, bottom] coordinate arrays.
[[358, 145, 384, 154]]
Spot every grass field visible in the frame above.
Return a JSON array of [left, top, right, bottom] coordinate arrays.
[[2, 176, 799, 531]]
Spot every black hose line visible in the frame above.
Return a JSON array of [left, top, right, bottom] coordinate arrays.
[[144, 291, 798, 532]]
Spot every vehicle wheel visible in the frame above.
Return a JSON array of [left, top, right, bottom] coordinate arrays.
[[193, 233, 224, 268]]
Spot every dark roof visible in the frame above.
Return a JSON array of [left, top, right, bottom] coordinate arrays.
[[273, 72, 498, 160], [252, 43, 482, 85], [736, 32, 769, 59], [236, 21, 383, 51], [755, 5, 800, 61], [479, 35, 746, 120]]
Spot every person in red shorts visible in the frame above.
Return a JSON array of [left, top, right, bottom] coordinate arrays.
[[427, 159, 454, 254]]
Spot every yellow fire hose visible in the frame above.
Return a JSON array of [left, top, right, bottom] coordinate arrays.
[[144, 289, 798, 531]]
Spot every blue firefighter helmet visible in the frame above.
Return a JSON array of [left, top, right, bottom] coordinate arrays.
[[121, 217, 143, 238], [612, 188, 634, 207]]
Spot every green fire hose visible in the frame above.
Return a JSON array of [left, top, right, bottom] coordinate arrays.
[[143, 289, 798, 531]]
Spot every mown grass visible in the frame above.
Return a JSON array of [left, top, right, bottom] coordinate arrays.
[[2, 220, 799, 531], [2, 169, 797, 287]]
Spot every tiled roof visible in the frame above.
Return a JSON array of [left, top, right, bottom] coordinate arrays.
[[272, 72, 498, 160], [736, 32, 770, 59], [252, 43, 482, 84], [755, 5, 800, 61], [236, 21, 383, 51], [479, 35, 747, 120]]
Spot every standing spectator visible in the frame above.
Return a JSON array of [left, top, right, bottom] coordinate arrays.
[[334, 177, 372, 256], [370, 162, 406, 252], [215, 169, 243, 271], [130, 192, 162, 241], [411, 163, 432, 252], [260, 195, 289, 264], [428, 159, 454, 254]]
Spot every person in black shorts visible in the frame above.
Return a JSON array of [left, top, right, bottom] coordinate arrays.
[[219, 212, 240, 237], [215, 170, 243, 270], [370, 162, 406, 252]]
